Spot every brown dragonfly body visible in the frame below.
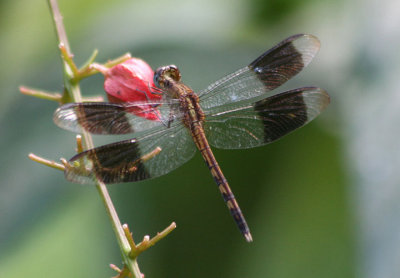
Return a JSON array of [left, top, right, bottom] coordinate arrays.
[[155, 65, 252, 241]]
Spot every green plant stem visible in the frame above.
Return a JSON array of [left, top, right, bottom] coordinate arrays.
[[28, 153, 65, 171], [133, 222, 177, 257], [47, 1, 141, 277], [19, 86, 62, 103], [77, 52, 131, 80]]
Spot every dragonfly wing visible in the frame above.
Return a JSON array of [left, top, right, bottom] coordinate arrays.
[[53, 100, 183, 135], [204, 87, 330, 149], [64, 123, 196, 184], [199, 34, 320, 110]]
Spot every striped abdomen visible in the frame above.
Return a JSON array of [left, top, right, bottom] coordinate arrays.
[[190, 122, 253, 242]]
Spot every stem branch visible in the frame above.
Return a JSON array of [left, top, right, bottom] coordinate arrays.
[[19, 86, 62, 103], [47, 1, 141, 277], [28, 153, 65, 171]]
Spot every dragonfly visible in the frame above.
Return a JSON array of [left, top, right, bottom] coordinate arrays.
[[54, 34, 330, 242]]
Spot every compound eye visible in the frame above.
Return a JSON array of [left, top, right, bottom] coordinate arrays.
[[154, 65, 181, 88]]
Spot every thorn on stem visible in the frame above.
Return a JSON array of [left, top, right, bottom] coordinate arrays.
[[123, 223, 137, 251], [60, 158, 68, 166], [110, 264, 121, 273], [75, 135, 83, 153]]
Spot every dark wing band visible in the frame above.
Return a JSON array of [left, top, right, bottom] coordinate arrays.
[[204, 87, 330, 149]]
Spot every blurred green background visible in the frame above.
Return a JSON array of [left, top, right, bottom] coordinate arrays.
[[1, 0, 399, 277]]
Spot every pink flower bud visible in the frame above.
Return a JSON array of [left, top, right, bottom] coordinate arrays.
[[101, 58, 162, 121]]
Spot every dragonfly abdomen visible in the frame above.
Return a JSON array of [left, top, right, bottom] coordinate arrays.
[[190, 123, 253, 242]]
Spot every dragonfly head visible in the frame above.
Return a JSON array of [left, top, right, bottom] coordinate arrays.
[[154, 65, 181, 89]]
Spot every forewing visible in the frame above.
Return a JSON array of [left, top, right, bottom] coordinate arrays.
[[204, 87, 330, 149], [64, 124, 196, 184], [199, 34, 320, 110], [53, 100, 183, 135]]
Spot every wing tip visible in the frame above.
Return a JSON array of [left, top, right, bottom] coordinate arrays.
[[53, 104, 80, 132], [290, 34, 321, 67], [299, 87, 330, 121], [313, 87, 330, 109]]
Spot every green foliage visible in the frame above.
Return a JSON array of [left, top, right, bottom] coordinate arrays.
[[0, 0, 354, 277]]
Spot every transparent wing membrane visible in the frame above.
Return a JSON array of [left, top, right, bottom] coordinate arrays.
[[204, 87, 330, 149], [199, 34, 320, 110], [64, 125, 196, 184], [55, 35, 328, 182], [53, 100, 183, 135]]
